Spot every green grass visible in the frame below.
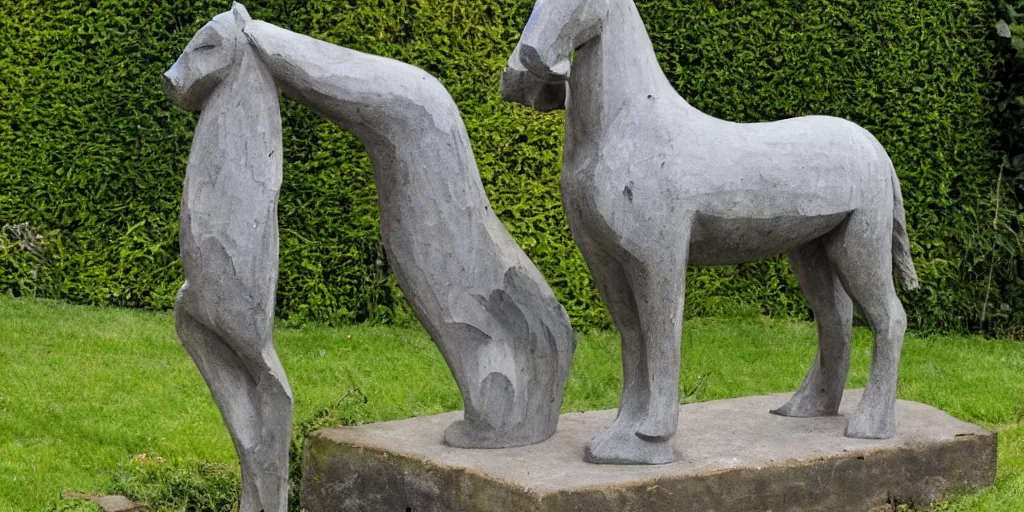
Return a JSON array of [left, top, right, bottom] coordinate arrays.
[[1, 296, 1021, 511]]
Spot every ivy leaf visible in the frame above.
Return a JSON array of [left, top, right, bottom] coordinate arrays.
[[997, 20, 1012, 39]]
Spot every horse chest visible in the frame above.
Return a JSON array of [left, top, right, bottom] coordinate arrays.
[[179, 107, 283, 258], [562, 159, 615, 207], [561, 160, 667, 248]]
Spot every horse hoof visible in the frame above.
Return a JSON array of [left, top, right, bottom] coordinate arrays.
[[634, 410, 677, 442], [444, 419, 497, 448], [584, 426, 675, 465], [770, 395, 840, 418], [844, 413, 895, 440]]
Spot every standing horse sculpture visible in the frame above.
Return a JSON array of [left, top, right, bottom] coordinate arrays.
[[164, 4, 291, 511], [503, 0, 919, 465], [243, 20, 576, 450]]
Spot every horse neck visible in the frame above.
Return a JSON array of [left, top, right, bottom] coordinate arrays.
[[565, 0, 681, 148], [249, 30, 396, 145], [202, 48, 281, 135]]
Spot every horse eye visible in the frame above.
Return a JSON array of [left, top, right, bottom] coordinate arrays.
[[194, 44, 217, 51]]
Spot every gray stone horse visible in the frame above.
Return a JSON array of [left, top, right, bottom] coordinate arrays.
[[503, 0, 919, 465], [163, 4, 291, 511]]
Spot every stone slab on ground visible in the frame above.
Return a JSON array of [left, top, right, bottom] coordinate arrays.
[[61, 492, 148, 512], [301, 390, 996, 512]]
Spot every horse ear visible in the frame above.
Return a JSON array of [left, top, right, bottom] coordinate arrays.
[[231, 2, 252, 24]]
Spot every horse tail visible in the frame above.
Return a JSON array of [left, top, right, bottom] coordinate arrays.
[[889, 161, 920, 290]]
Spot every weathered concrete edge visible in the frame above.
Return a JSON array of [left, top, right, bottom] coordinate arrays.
[[301, 428, 996, 512], [538, 431, 998, 511], [301, 430, 547, 511]]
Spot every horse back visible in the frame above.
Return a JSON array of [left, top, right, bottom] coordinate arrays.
[[573, 105, 890, 264]]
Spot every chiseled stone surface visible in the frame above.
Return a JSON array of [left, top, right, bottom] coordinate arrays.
[[243, 20, 576, 449], [163, 4, 292, 511], [301, 390, 996, 512], [502, 0, 920, 464]]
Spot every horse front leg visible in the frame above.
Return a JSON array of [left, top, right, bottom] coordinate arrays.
[[588, 226, 690, 465], [577, 228, 662, 464], [628, 246, 688, 445]]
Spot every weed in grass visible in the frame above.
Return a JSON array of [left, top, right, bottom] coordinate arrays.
[[43, 501, 100, 512], [44, 458, 240, 512], [52, 389, 373, 512], [681, 372, 711, 404]]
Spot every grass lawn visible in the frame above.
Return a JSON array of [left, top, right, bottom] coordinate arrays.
[[1, 295, 1021, 511]]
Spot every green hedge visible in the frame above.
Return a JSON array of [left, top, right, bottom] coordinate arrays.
[[0, 0, 1020, 334]]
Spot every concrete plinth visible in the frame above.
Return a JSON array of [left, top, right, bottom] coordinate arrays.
[[300, 390, 996, 512]]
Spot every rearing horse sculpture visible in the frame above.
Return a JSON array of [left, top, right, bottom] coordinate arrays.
[[163, 5, 577, 507], [503, 0, 919, 465]]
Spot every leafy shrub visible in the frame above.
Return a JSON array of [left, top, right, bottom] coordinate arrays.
[[0, 0, 1019, 334]]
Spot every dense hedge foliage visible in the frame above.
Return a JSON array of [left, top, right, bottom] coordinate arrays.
[[0, 0, 1020, 334], [993, 0, 1024, 338]]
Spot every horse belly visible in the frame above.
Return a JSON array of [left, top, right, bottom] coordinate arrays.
[[688, 211, 849, 265]]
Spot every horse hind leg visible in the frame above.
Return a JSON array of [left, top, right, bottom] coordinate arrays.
[[772, 239, 852, 417], [174, 284, 292, 512], [822, 211, 907, 439]]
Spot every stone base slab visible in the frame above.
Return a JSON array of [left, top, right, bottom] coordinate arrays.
[[300, 390, 996, 512]]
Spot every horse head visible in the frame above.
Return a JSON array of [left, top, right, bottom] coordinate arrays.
[[163, 3, 253, 112], [500, 0, 608, 110]]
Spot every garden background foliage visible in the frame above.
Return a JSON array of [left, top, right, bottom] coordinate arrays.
[[0, 0, 1021, 334]]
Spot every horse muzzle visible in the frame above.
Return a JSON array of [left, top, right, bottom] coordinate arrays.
[[500, 66, 566, 112], [162, 63, 190, 110], [162, 60, 208, 112], [500, 45, 567, 112]]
